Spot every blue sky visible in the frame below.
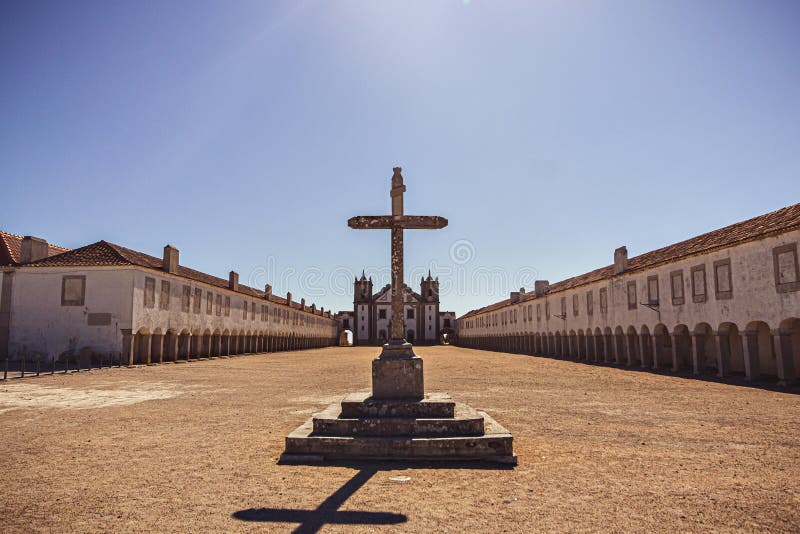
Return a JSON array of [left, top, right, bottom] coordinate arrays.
[[2, 0, 798, 315]]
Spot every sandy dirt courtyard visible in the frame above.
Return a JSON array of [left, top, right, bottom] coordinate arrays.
[[1, 345, 799, 533]]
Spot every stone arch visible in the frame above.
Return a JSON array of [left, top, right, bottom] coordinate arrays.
[[201, 329, 212, 358], [150, 327, 164, 364], [718, 322, 745, 377], [672, 324, 692, 372], [744, 321, 774, 379], [777, 317, 800, 384], [693, 322, 718, 375], [639, 325, 653, 368], [164, 328, 178, 362], [594, 327, 604, 362], [568, 330, 577, 359], [178, 328, 191, 360], [577, 329, 586, 360], [603, 327, 613, 363], [626, 326, 640, 366], [614, 326, 625, 364], [554, 331, 562, 358], [586, 329, 595, 362], [652, 323, 671, 369], [221, 329, 230, 356], [133, 327, 150, 365], [211, 329, 222, 357]]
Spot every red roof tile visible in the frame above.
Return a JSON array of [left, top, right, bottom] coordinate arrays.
[[0, 231, 70, 266]]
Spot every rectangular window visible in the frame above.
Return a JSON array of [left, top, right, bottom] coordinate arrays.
[[193, 288, 202, 314], [537, 303, 541, 321], [159, 280, 170, 310], [773, 243, 800, 293], [225, 296, 231, 316], [206, 292, 213, 314], [670, 270, 685, 305], [545, 301, 550, 319], [379, 309, 387, 319], [444, 318, 451, 327], [572, 294, 579, 317], [182, 285, 191, 312], [560, 297, 566, 316], [647, 275, 659, 306], [144, 277, 155, 308], [407, 308, 414, 319], [586, 291, 594, 316], [627, 281, 637, 310], [243, 300, 248, 319], [714, 259, 733, 300], [691, 265, 707, 303], [599, 287, 608, 313], [215, 294, 222, 316], [61, 275, 86, 306], [251, 302, 256, 320]]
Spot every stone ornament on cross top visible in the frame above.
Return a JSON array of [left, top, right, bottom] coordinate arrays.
[[348, 167, 448, 358]]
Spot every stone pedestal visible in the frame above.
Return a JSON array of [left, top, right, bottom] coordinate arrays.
[[372, 356, 423, 400]]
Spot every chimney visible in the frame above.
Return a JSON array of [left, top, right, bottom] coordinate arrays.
[[300, 298, 306, 310], [614, 246, 628, 274], [229, 271, 239, 291], [286, 292, 292, 306], [163, 245, 179, 274], [534, 280, 550, 297], [510, 291, 521, 303], [20, 236, 49, 264], [264, 284, 272, 300]]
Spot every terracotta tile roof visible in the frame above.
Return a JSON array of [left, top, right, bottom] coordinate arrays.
[[461, 202, 800, 319], [21, 240, 326, 315], [0, 231, 70, 266]]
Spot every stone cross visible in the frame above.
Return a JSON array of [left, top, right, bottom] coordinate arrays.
[[348, 167, 447, 357]]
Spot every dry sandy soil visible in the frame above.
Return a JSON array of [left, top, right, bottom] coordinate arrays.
[[1, 345, 799, 533]]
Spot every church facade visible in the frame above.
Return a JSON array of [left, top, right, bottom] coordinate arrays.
[[340, 271, 452, 345]]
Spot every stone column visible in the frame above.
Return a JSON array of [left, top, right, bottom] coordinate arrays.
[[773, 330, 796, 386], [742, 330, 760, 382], [171, 334, 179, 362], [651, 334, 660, 370], [156, 334, 165, 364], [691, 333, 701, 376], [143, 334, 152, 365]]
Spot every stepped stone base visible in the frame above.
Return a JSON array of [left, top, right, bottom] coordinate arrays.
[[281, 392, 516, 465]]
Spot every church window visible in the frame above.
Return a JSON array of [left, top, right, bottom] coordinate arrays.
[[428, 289, 432, 297], [647, 275, 659, 305], [670, 270, 685, 305], [159, 281, 170, 310], [215, 294, 222, 316], [627, 281, 637, 310], [572, 294, 579, 317], [407, 309, 415, 319], [225, 297, 231, 317], [714, 259, 732, 299], [599, 288, 607, 313], [182, 285, 191, 312], [193, 288, 202, 313], [774, 243, 800, 293], [379, 309, 387, 319], [206, 293, 213, 314], [61, 275, 86, 306], [691, 265, 707, 303], [144, 277, 155, 308], [586, 291, 593, 316]]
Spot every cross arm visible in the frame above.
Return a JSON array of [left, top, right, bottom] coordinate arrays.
[[348, 215, 448, 230]]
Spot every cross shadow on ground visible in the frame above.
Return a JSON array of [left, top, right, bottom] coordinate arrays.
[[232, 460, 512, 533]]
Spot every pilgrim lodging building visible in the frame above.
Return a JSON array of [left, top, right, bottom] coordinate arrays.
[[337, 271, 456, 345], [456, 202, 800, 385], [0, 233, 339, 364]]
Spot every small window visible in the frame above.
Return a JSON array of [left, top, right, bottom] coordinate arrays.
[[182, 285, 191, 312], [572, 294, 579, 317], [586, 291, 594, 316], [714, 259, 733, 300], [774, 243, 800, 293], [537, 303, 542, 321], [670, 270, 685, 305], [159, 280, 170, 310], [647, 275, 659, 305], [144, 277, 155, 308], [560, 297, 566, 316], [379, 309, 387, 319], [691, 265, 707, 303], [251, 302, 256, 320], [627, 281, 637, 310], [599, 287, 607, 313], [193, 288, 202, 313], [444, 318, 451, 327], [215, 294, 222, 316], [61, 275, 86, 306], [225, 296, 231, 317], [206, 292, 213, 314], [545, 301, 550, 319], [243, 300, 248, 319]]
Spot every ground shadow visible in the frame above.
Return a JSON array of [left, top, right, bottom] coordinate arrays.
[[232, 467, 406, 533]]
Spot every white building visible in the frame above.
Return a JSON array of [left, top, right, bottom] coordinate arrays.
[[0, 238, 338, 364], [457, 203, 800, 385]]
